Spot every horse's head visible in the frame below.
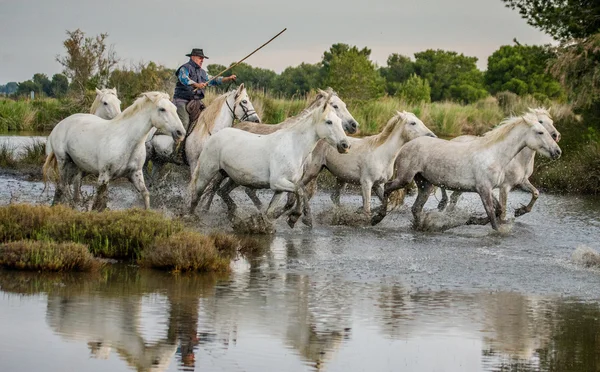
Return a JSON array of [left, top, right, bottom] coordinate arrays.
[[396, 111, 436, 141], [143, 92, 186, 143], [522, 113, 562, 160], [313, 92, 350, 154], [318, 88, 359, 134], [528, 107, 561, 142], [94, 88, 122, 120], [232, 83, 260, 123]]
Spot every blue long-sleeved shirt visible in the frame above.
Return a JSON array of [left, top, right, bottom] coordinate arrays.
[[177, 67, 223, 86]]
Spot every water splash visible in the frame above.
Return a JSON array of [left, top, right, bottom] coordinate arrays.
[[572, 245, 600, 268]]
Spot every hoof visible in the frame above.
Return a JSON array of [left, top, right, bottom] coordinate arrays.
[[301, 215, 313, 228], [371, 213, 385, 226], [287, 217, 298, 229], [514, 206, 528, 217]]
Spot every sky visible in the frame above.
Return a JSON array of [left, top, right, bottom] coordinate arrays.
[[0, 0, 554, 83]]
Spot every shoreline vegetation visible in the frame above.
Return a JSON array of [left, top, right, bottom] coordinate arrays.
[[1, 89, 598, 194], [0, 204, 260, 272]]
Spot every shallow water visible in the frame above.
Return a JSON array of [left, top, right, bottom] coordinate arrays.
[[1, 137, 600, 371], [0, 134, 46, 157]]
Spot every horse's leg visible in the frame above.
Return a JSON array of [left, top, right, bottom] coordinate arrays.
[[330, 179, 346, 208], [447, 191, 462, 212], [411, 174, 433, 230], [189, 159, 220, 215], [52, 158, 70, 206], [265, 191, 287, 219], [498, 185, 510, 222], [200, 174, 226, 212], [91, 173, 110, 212], [71, 171, 83, 203], [371, 168, 417, 226], [244, 188, 263, 211], [287, 186, 307, 229], [477, 186, 498, 230], [514, 180, 539, 217], [129, 169, 150, 210], [437, 188, 449, 211], [215, 176, 239, 218], [360, 179, 374, 215]]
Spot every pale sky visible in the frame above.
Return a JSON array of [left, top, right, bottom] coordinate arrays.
[[0, 0, 554, 83]]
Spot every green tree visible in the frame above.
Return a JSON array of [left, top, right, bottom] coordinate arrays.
[[273, 63, 321, 97], [206, 64, 227, 77], [395, 74, 431, 104], [380, 53, 415, 96], [109, 61, 174, 104], [56, 29, 119, 97], [225, 62, 277, 91], [413, 49, 487, 103], [485, 43, 563, 99], [16, 80, 40, 97], [33, 73, 52, 96], [50, 74, 69, 97], [1, 82, 18, 95], [500, 0, 600, 41], [322, 44, 385, 101]]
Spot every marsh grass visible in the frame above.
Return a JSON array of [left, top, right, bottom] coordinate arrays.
[[21, 139, 46, 164], [0, 204, 184, 259], [0, 142, 17, 167], [0, 240, 99, 271], [140, 231, 230, 272]]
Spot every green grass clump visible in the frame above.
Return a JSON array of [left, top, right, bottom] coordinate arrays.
[[0, 240, 98, 271], [0, 204, 184, 259], [0, 142, 17, 168], [21, 139, 46, 164], [0, 99, 37, 131], [140, 231, 230, 273]]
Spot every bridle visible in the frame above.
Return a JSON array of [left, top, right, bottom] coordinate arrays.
[[226, 92, 257, 123]]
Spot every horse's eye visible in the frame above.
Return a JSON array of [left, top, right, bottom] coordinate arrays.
[[159, 108, 166, 112], [538, 120, 543, 124], [537, 131, 544, 135], [103, 102, 108, 105], [333, 105, 339, 109], [326, 120, 333, 125], [242, 100, 248, 104], [411, 122, 416, 125]]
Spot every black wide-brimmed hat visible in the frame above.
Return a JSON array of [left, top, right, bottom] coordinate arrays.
[[185, 48, 209, 59]]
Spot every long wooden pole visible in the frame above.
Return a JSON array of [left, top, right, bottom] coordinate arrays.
[[194, 28, 287, 91]]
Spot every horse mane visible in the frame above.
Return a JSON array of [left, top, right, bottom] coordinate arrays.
[[113, 91, 169, 121], [192, 91, 231, 136], [90, 88, 118, 114], [481, 113, 537, 144], [528, 107, 552, 119], [366, 112, 407, 148]]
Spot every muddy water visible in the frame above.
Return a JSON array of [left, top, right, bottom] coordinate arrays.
[[1, 136, 600, 371]]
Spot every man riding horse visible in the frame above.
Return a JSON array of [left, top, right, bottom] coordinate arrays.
[[170, 48, 236, 163]]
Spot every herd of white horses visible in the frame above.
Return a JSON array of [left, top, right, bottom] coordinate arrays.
[[42, 85, 562, 231]]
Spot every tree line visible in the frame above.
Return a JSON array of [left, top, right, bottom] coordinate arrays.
[[2, 30, 565, 106]]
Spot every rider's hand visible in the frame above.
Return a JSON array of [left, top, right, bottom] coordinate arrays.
[[229, 75, 237, 81], [193, 82, 207, 90]]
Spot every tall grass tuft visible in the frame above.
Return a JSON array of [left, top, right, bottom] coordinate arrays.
[[140, 231, 230, 272], [0, 142, 17, 168], [0, 205, 184, 259], [0, 99, 37, 131], [21, 139, 46, 164], [0, 240, 99, 271]]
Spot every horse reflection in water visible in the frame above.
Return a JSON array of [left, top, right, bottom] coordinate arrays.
[[46, 295, 177, 372], [43, 272, 218, 371]]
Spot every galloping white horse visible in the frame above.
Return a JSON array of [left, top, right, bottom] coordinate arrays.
[[438, 108, 561, 220], [43, 92, 185, 211], [301, 111, 435, 216], [90, 88, 122, 119], [371, 113, 562, 230], [202, 88, 359, 212], [189, 92, 350, 227], [70, 88, 123, 202], [143, 84, 260, 183]]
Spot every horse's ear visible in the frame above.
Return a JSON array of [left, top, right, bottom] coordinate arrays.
[[95, 88, 102, 95], [317, 89, 327, 99], [111, 88, 117, 95], [322, 90, 334, 112], [235, 83, 245, 98]]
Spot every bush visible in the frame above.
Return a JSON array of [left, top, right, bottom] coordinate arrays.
[[140, 231, 230, 272], [0, 240, 98, 271]]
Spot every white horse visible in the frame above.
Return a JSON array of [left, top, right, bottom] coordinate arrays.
[[301, 111, 435, 216], [143, 83, 260, 184], [69, 88, 123, 202], [371, 113, 562, 230], [438, 108, 561, 220], [43, 92, 185, 211], [189, 92, 350, 228], [90, 87, 122, 119], [202, 88, 359, 212]]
